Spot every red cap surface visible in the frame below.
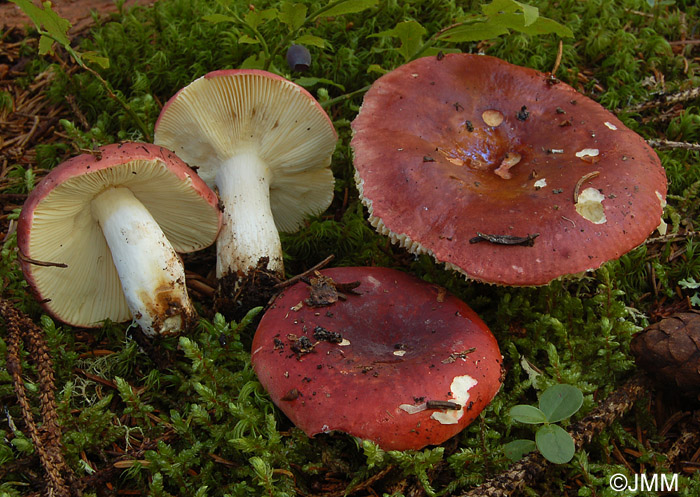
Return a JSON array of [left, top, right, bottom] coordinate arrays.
[[251, 267, 503, 450], [351, 54, 667, 286]]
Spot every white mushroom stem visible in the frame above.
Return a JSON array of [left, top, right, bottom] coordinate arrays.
[[214, 150, 283, 279], [91, 187, 195, 336]]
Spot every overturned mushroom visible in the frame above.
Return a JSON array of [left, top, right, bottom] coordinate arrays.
[[351, 54, 667, 285], [17, 143, 221, 335], [154, 70, 338, 298], [251, 267, 503, 450]]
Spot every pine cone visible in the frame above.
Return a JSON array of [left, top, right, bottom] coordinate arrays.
[[630, 310, 700, 398]]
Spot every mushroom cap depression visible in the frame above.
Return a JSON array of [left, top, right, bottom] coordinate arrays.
[[351, 54, 667, 286], [154, 69, 338, 233], [17, 143, 221, 327], [251, 266, 503, 450]]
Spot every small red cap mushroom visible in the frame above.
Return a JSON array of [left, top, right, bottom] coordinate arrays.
[[351, 54, 667, 286], [251, 267, 503, 450]]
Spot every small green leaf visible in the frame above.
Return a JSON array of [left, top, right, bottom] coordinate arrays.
[[504, 439, 537, 461], [539, 384, 583, 423], [321, 0, 378, 17], [295, 34, 327, 49], [509, 404, 548, 424], [535, 424, 575, 464], [38, 34, 55, 55], [10, 0, 71, 46], [521, 3, 539, 26], [279, 2, 307, 31], [81, 52, 110, 69], [240, 52, 266, 69], [245, 8, 278, 30], [479, 0, 572, 38], [367, 64, 387, 75], [490, 13, 573, 37], [482, 0, 521, 15], [438, 21, 509, 42], [202, 13, 237, 24], [371, 20, 426, 61], [294, 77, 345, 91], [11, 435, 34, 454], [239, 34, 260, 45]]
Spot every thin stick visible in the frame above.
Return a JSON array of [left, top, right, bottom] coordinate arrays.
[[16, 249, 68, 268], [17, 116, 39, 148], [273, 254, 335, 290], [573, 171, 600, 203], [624, 87, 700, 113], [645, 231, 698, 245], [669, 39, 700, 46], [551, 40, 563, 79], [647, 139, 700, 151]]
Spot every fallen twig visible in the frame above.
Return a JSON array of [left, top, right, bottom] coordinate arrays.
[[624, 87, 700, 113], [647, 138, 700, 151], [273, 254, 335, 290], [645, 230, 698, 245], [16, 248, 68, 268]]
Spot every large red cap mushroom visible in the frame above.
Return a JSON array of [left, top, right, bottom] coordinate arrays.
[[154, 70, 338, 286], [17, 143, 221, 336], [351, 54, 667, 286], [251, 266, 503, 450]]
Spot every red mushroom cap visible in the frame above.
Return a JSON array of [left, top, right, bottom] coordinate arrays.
[[251, 267, 503, 450], [351, 54, 667, 286]]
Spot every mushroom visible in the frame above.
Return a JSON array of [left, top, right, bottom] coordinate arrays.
[[153, 69, 338, 293], [17, 143, 221, 336], [351, 54, 667, 286], [251, 266, 503, 450]]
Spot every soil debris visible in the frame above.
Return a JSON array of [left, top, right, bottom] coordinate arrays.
[[288, 334, 316, 358], [304, 271, 361, 307], [313, 325, 343, 344]]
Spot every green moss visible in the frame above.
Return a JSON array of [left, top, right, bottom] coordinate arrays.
[[1, 0, 699, 494]]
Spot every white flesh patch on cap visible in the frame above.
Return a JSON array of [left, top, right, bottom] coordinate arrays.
[[399, 403, 428, 414], [493, 152, 521, 179], [91, 187, 195, 335], [656, 191, 667, 235], [575, 148, 599, 159], [534, 178, 547, 189], [575, 187, 607, 224], [430, 374, 478, 425], [604, 122, 618, 130]]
